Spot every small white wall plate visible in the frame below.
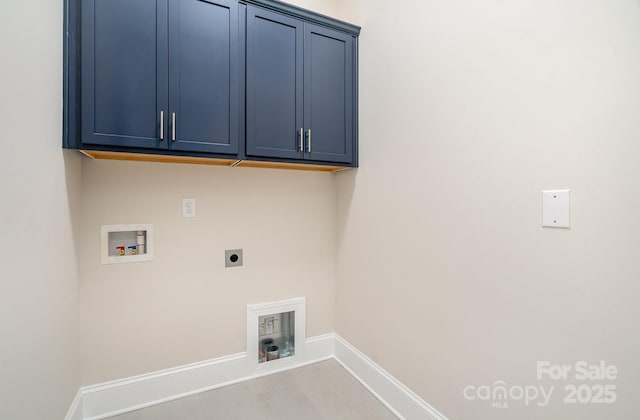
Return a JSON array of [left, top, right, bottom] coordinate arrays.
[[542, 190, 571, 228]]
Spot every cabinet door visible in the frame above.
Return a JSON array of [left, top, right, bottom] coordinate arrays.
[[246, 6, 304, 160], [304, 24, 354, 164], [82, 0, 168, 149], [168, 0, 239, 154]]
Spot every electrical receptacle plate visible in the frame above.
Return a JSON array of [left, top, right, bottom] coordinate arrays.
[[225, 249, 243, 267]]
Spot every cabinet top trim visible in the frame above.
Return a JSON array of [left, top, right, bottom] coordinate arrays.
[[243, 0, 361, 36]]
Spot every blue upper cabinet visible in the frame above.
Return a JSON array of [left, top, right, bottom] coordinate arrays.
[[246, 5, 357, 165], [66, 0, 359, 169], [81, 0, 239, 154], [168, 0, 239, 154], [81, 0, 168, 149], [246, 7, 304, 160], [304, 24, 354, 164]]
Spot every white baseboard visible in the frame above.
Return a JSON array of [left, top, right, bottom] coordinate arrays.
[[70, 333, 445, 420], [79, 334, 335, 420], [64, 390, 83, 420], [334, 335, 447, 420]]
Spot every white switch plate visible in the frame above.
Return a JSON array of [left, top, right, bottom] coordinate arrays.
[[182, 198, 196, 218], [542, 190, 570, 228]]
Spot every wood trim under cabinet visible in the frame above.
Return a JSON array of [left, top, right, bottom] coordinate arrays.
[[236, 160, 348, 172], [79, 150, 237, 166], [79, 150, 351, 172]]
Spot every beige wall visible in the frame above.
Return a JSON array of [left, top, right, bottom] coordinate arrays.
[[8, 0, 639, 418], [78, 161, 337, 384], [335, 0, 640, 419], [0, 0, 81, 419]]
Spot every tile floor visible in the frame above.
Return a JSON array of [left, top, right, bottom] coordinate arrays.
[[107, 359, 398, 420]]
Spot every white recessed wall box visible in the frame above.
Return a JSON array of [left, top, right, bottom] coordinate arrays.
[[247, 298, 306, 371], [542, 190, 571, 228], [101, 224, 154, 264]]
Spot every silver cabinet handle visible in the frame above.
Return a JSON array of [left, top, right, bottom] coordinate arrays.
[[172, 112, 176, 141], [299, 128, 304, 152], [306, 129, 312, 153], [159, 111, 164, 140]]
